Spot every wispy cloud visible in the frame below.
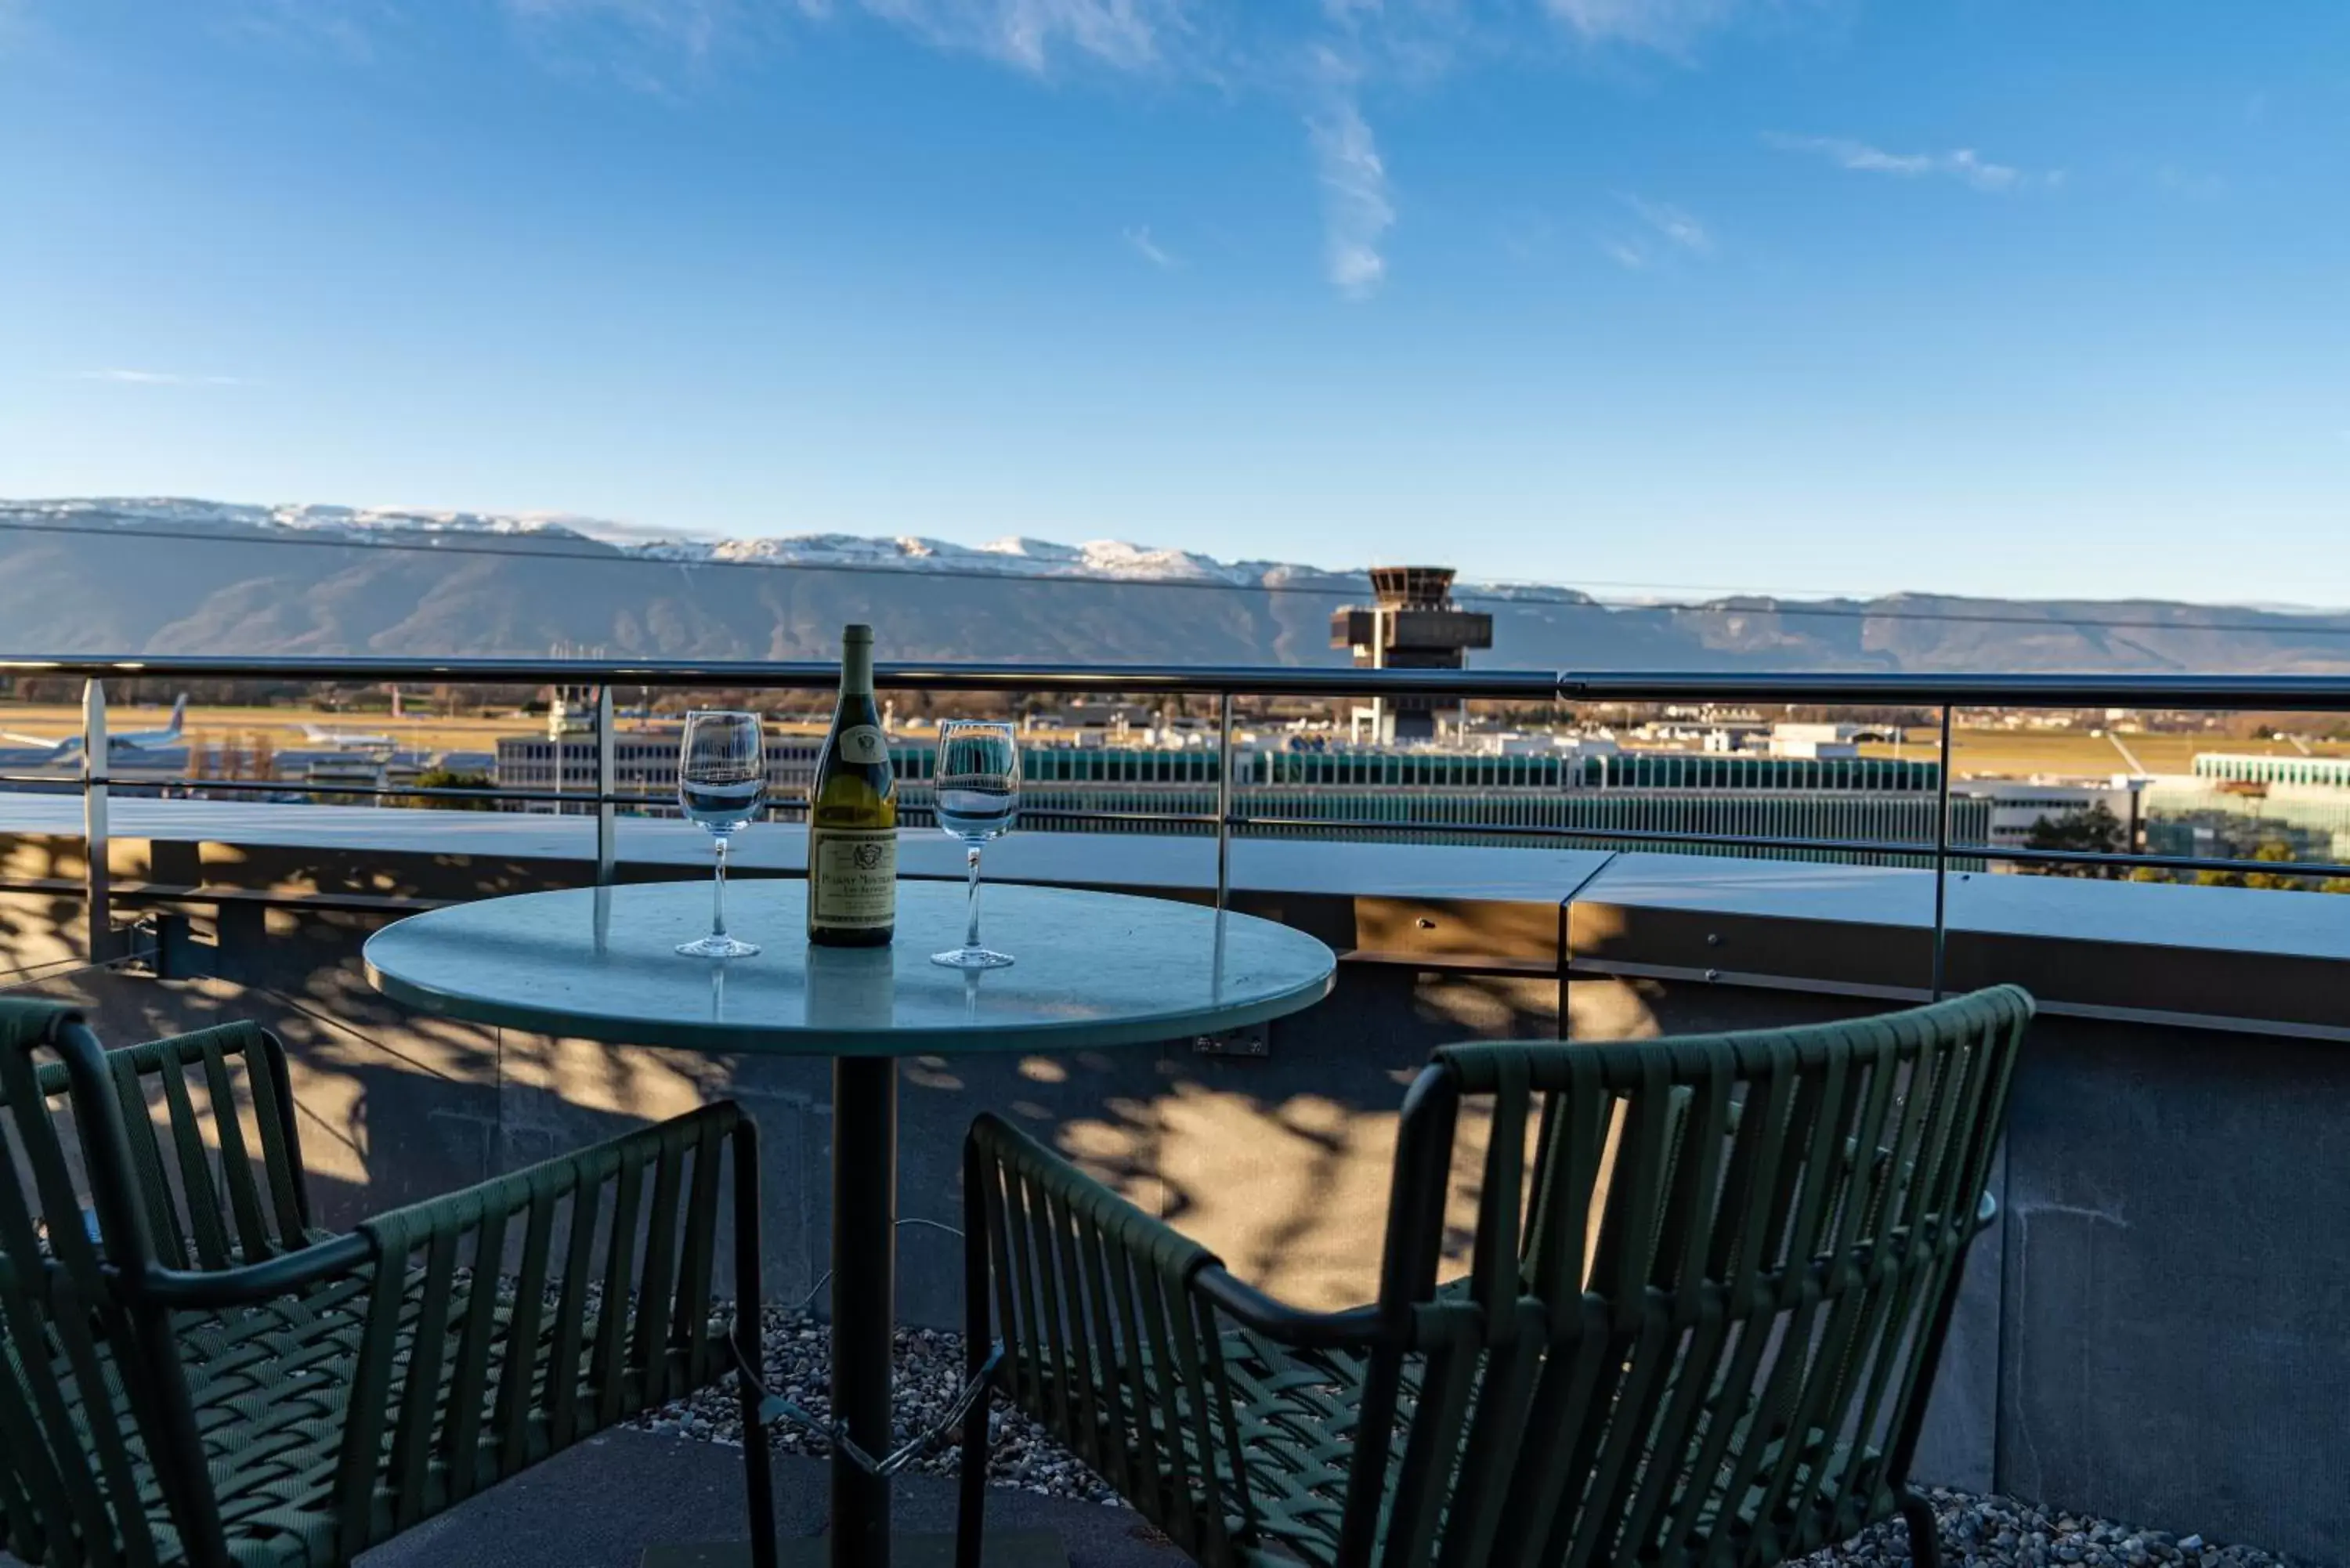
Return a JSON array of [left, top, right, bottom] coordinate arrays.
[[1546, 0, 1744, 54], [501, 0, 759, 84], [1767, 132, 2059, 193], [508, 0, 1183, 78], [1122, 225, 1180, 269], [1625, 195, 1712, 254], [224, 0, 397, 62], [870, 0, 1182, 75], [1599, 195, 1711, 271], [483, 2, 1817, 301], [1306, 74, 1394, 302], [1764, 132, 2058, 193], [75, 369, 248, 386]]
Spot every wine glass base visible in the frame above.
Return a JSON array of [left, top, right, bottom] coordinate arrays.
[[931, 946, 1014, 970], [678, 935, 761, 959]]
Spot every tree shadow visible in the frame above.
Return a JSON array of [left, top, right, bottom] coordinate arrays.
[[5, 880, 1572, 1320]]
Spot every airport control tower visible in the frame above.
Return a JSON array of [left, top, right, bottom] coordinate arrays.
[[1329, 566, 1495, 743]]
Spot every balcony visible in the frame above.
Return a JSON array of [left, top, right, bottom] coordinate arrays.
[[3, 656, 2348, 1568]]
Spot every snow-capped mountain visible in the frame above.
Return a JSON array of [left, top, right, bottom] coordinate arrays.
[[3, 497, 1360, 592], [2, 497, 586, 540], [4, 496, 2348, 672]]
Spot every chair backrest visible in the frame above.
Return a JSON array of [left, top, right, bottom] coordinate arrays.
[[0, 998, 315, 1567], [0, 997, 164, 1567], [1358, 985, 2031, 1568]]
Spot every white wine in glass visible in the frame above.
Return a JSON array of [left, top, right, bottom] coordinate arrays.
[[931, 720, 1018, 969], [675, 709, 764, 959]]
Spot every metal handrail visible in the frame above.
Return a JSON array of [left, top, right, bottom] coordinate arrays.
[[0, 654, 1564, 698], [6, 652, 2350, 707], [9, 656, 2350, 997]]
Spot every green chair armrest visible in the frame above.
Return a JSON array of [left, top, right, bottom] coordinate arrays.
[[967, 1111, 1267, 1559], [969, 1115, 1394, 1353], [967, 1112, 1211, 1289], [357, 1100, 742, 1251], [1192, 1267, 1393, 1351], [331, 1100, 753, 1557], [133, 1230, 377, 1309]]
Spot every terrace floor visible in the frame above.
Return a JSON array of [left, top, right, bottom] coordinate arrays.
[[358, 1431, 1173, 1568], [0, 1435, 1179, 1568], [356, 1428, 2298, 1568]]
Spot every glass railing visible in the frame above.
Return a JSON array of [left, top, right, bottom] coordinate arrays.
[[5, 656, 2349, 995]]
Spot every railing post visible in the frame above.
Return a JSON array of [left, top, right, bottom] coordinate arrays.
[[1215, 691, 1235, 912], [1930, 702, 1953, 1000], [596, 684, 616, 887], [83, 678, 112, 961]]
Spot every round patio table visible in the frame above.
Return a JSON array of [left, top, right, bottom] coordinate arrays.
[[363, 878, 1336, 1568]]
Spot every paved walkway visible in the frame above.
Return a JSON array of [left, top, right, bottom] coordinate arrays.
[[0, 1432, 1177, 1568], [359, 1430, 1176, 1568]]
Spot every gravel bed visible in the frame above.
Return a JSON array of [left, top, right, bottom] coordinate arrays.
[[1795, 1489, 2301, 1568], [630, 1305, 1119, 1502], [635, 1311, 2300, 1566]]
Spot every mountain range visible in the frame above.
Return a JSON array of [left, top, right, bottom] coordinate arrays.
[[5, 497, 2350, 674]]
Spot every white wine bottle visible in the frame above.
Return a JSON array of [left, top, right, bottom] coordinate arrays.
[[807, 624, 898, 947]]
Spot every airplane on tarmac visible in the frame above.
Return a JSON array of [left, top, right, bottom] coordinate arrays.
[[294, 723, 399, 750], [0, 695, 188, 763]]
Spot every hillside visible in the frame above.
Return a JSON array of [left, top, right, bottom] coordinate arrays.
[[5, 497, 2350, 674]]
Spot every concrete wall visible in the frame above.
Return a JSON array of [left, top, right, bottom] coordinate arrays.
[[6, 853, 2350, 1562], [1568, 973, 2350, 1560]]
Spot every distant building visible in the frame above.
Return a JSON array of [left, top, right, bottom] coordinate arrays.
[[2192, 753, 2350, 789], [479, 732, 1993, 867], [1470, 731, 1619, 759], [2145, 762, 2350, 865], [1971, 779, 2140, 851], [496, 728, 823, 813], [1767, 736, 1860, 760], [1771, 722, 1869, 745], [547, 683, 598, 739], [545, 644, 609, 739], [1765, 721, 1901, 760], [1329, 567, 1493, 744]]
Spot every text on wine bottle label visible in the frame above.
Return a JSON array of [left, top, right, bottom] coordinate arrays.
[[810, 828, 898, 927]]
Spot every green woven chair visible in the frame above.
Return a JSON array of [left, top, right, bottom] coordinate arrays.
[[0, 997, 778, 1568], [957, 985, 2031, 1568]]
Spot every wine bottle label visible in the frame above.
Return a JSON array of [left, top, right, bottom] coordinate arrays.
[[810, 828, 897, 927], [836, 725, 888, 765]]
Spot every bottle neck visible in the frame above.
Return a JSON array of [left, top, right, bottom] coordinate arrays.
[[840, 640, 874, 700]]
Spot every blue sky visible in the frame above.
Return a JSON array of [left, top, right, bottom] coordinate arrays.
[[2, 1, 2345, 605]]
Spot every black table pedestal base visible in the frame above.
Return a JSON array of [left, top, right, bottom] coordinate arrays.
[[645, 1529, 1066, 1568], [831, 1057, 899, 1568]]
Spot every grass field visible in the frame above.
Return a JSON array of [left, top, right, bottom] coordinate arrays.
[[1866, 728, 2350, 780]]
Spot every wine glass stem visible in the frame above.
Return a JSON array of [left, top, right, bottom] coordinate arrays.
[[710, 835, 731, 941], [964, 843, 984, 952]]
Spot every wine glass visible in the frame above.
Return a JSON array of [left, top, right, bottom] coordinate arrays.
[[676, 710, 765, 958], [931, 720, 1019, 969]]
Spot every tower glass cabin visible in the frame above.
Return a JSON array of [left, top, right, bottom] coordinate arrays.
[[1329, 566, 1495, 743]]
